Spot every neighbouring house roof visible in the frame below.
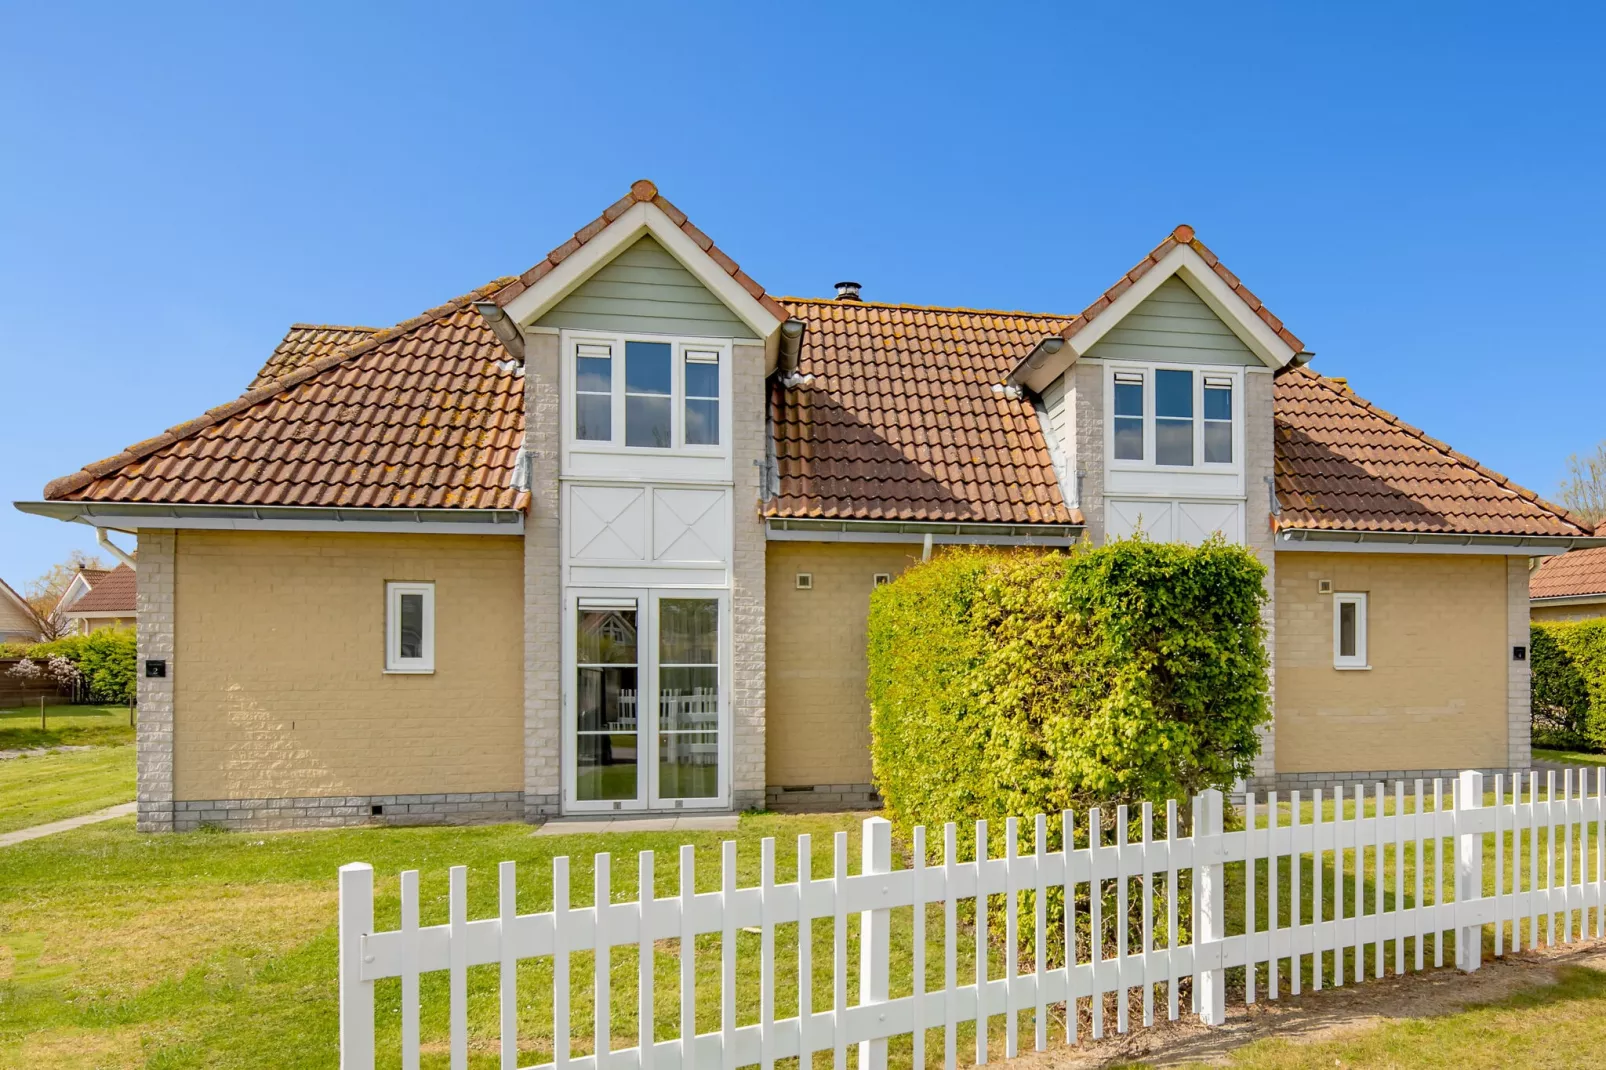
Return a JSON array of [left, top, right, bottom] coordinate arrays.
[[768, 298, 1080, 525], [27, 185, 1590, 540], [64, 563, 136, 616], [1273, 369, 1591, 537], [1531, 546, 1606, 600], [250, 324, 379, 389]]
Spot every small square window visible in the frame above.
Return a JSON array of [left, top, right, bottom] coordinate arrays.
[[386, 582, 435, 673], [1333, 592, 1367, 669], [873, 573, 891, 587], [795, 573, 813, 590]]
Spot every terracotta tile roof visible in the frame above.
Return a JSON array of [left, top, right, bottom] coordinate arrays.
[[1273, 368, 1591, 537], [1057, 225, 1305, 355], [492, 179, 791, 327], [768, 298, 1081, 525], [1531, 546, 1606, 600], [42, 282, 528, 510], [66, 564, 136, 614], [76, 568, 111, 590], [250, 324, 378, 389]]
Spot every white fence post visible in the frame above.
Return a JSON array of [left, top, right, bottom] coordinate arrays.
[[339, 862, 376, 1070], [1196, 789, 1226, 1026], [1456, 770, 1484, 972], [858, 817, 892, 1070]]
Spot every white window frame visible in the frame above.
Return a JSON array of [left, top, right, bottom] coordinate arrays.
[[385, 582, 435, 674], [1332, 591, 1369, 670], [1104, 361, 1244, 474], [563, 331, 733, 459]]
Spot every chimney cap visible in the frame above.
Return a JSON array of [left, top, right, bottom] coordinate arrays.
[[834, 281, 862, 302]]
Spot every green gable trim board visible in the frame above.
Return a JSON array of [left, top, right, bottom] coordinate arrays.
[[1085, 275, 1260, 365], [536, 234, 760, 339]]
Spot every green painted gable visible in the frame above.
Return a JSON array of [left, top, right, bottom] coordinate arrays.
[[1085, 275, 1260, 365], [535, 234, 760, 339]]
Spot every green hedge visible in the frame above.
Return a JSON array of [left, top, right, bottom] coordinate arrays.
[[867, 538, 1270, 839], [1531, 620, 1606, 752], [26, 628, 137, 703]]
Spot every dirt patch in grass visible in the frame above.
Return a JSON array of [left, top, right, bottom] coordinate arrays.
[[1001, 941, 1606, 1068], [2, 883, 336, 999], [0, 1024, 150, 1070]]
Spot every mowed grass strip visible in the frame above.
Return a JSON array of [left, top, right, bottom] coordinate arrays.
[[1171, 962, 1606, 1069], [1533, 746, 1606, 768], [0, 704, 136, 749], [0, 745, 134, 834]]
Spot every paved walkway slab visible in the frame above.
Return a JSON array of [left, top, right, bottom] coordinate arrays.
[[0, 801, 136, 847]]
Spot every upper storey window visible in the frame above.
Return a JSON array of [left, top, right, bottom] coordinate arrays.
[[1106, 364, 1240, 470], [569, 334, 728, 453]]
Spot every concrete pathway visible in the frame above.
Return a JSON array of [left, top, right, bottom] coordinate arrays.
[[0, 801, 136, 847], [533, 813, 739, 837]]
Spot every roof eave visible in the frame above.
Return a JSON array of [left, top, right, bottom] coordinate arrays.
[[1275, 527, 1606, 555], [14, 501, 526, 536], [765, 516, 1083, 547]]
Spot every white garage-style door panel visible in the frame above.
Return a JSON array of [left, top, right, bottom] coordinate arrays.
[[652, 488, 729, 564], [570, 486, 648, 561], [1176, 501, 1243, 545], [1106, 498, 1243, 545], [1107, 499, 1174, 541]]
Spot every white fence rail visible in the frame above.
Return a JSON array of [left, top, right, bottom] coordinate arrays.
[[340, 768, 1606, 1070]]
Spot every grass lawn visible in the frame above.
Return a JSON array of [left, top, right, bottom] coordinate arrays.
[[1177, 962, 1606, 1068], [1, 801, 1601, 1069], [0, 704, 136, 749], [0, 746, 135, 834], [1533, 746, 1606, 767]]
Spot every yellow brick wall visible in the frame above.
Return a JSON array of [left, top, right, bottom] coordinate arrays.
[[1275, 552, 1510, 773], [765, 542, 923, 786], [173, 530, 524, 800]]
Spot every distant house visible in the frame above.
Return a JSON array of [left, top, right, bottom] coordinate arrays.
[[1531, 546, 1606, 622], [0, 578, 41, 644], [59, 563, 137, 634]]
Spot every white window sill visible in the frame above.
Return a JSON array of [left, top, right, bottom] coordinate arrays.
[[1333, 664, 1372, 671], [383, 668, 435, 675]]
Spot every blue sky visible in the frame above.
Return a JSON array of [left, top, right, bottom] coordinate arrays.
[[3, 2, 1603, 583]]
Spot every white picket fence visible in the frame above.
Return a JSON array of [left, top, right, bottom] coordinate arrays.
[[339, 768, 1606, 1070]]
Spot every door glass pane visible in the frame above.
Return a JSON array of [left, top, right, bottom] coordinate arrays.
[[658, 598, 719, 799], [577, 607, 638, 802]]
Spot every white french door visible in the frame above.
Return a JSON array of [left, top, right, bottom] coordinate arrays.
[[563, 588, 730, 813]]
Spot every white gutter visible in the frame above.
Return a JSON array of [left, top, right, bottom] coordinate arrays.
[[15, 501, 526, 536], [1275, 528, 1606, 556]]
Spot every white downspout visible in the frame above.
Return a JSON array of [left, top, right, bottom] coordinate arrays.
[[96, 527, 137, 571]]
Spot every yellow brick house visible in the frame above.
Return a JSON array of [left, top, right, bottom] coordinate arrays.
[[16, 181, 1600, 830]]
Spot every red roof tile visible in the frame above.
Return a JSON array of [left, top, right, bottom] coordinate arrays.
[[250, 324, 378, 388], [1531, 546, 1606, 599], [43, 282, 528, 511], [769, 298, 1081, 525], [1274, 369, 1590, 537]]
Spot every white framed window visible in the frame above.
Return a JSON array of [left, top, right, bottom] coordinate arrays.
[[1333, 592, 1368, 669], [386, 582, 435, 673], [566, 333, 730, 454], [1106, 363, 1242, 471]]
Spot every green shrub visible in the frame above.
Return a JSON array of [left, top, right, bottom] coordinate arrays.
[[28, 628, 137, 703], [1531, 620, 1606, 752], [867, 538, 1270, 837]]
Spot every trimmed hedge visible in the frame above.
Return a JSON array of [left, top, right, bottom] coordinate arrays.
[[27, 628, 137, 703], [867, 538, 1270, 841], [1531, 620, 1606, 752]]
